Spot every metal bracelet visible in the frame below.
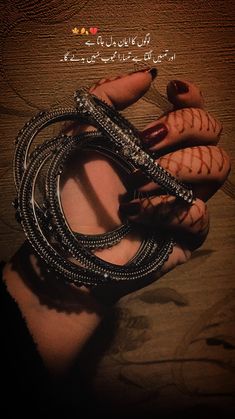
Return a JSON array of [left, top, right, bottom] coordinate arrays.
[[13, 88, 193, 287]]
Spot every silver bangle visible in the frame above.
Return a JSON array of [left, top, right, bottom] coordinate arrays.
[[13, 88, 193, 287]]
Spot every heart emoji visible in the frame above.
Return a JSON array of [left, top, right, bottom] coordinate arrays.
[[90, 27, 98, 35]]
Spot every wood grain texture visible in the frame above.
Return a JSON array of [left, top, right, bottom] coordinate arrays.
[[0, 0, 234, 416]]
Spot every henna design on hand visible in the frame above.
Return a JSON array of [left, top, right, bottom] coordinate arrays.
[[138, 195, 209, 237], [164, 108, 222, 138], [158, 146, 230, 181], [177, 200, 209, 235]]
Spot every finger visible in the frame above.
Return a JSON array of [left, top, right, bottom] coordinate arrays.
[[128, 145, 231, 201], [120, 196, 209, 252], [63, 67, 157, 136], [89, 67, 157, 109], [160, 243, 192, 273], [167, 79, 205, 109], [120, 195, 209, 238], [139, 107, 222, 153]]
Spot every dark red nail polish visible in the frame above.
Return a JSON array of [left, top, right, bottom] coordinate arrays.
[[119, 202, 141, 216], [169, 80, 189, 95], [148, 67, 158, 80], [128, 67, 157, 81], [140, 123, 168, 147]]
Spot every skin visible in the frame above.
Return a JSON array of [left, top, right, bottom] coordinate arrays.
[[2, 70, 231, 375]]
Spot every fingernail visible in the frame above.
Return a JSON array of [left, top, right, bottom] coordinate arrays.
[[119, 202, 141, 216], [140, 123, 168, 147], [169, 80, 189, 95], [148, 67, 158, 80], [127, 170, 149, 189]]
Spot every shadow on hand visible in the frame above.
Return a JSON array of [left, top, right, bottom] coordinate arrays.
[[10, 241, 108, 315]]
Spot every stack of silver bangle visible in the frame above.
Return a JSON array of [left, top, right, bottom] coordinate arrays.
[[13, 87, 194, 287]]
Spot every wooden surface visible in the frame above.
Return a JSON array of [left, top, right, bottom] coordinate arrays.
[[0, 0, 235, 416]]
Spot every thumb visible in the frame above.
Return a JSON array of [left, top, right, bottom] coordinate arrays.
[[89, 67, 157, 110]]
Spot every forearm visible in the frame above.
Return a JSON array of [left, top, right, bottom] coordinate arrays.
[[3, 243, 106, 375]]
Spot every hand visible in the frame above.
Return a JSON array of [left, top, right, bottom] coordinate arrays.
[[61, 69, 230, 303], [3, 69, 230, 371]]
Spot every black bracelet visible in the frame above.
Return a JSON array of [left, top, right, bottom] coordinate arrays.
[[13, 88, 193, 287]]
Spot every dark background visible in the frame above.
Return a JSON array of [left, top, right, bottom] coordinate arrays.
[[0, 0, 234, 416]]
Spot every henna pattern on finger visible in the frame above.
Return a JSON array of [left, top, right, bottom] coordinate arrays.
[[196, 108, 203, 131], [213, 146, 228, 172], [158, 146, 229, 179], [205, 110, 216, 132], [177, 206, 190, 224], [139, 195, 209, 236], [196, 147, 211, 174], [139, 195, 156, 224], [189, 147, 195, 173], [205, 146, 213, 173], [159, 149, 193, 176], [164, 108, 222, 137], [188, 108, 195, 129], [190, 202, 207, 228], [172, 201, 209, 235]]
